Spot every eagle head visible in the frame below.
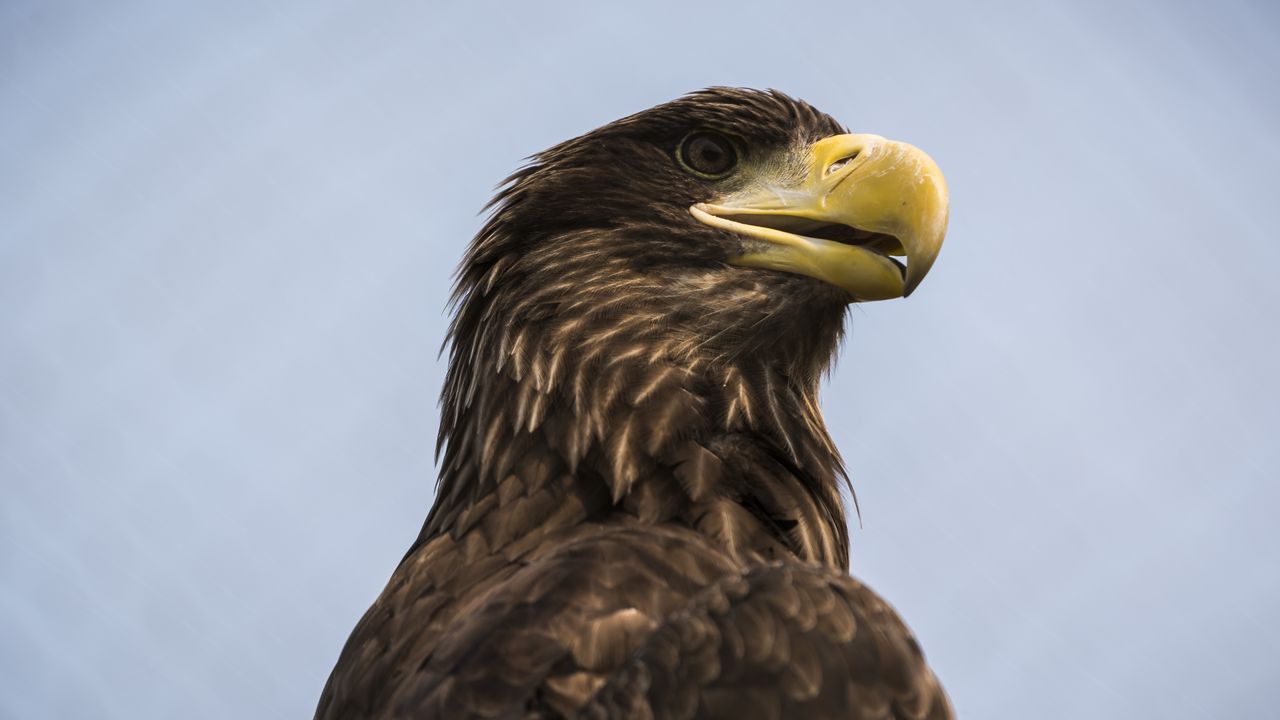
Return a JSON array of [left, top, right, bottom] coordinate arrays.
[[451, 88, 947, 380]]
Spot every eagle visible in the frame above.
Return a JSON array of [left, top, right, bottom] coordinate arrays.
[[317, 88, 952, 719]]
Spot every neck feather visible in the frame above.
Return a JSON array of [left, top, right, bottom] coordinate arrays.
[[422, 234, 852, 567]]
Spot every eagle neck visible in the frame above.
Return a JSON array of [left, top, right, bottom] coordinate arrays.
[[425, 280, 851, 568]]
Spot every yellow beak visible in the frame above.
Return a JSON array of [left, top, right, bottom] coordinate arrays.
[[690, 133, 949, 301]]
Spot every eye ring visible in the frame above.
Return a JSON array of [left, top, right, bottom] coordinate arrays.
[[676, 131, 739, 179]]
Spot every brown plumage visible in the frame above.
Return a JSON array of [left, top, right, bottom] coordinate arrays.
[[316, 88, 952, 719]]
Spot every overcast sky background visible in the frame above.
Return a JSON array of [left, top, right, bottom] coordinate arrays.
[[3, 1, 1278, 718]]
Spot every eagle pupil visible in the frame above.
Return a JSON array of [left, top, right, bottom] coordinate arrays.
[[680, 132, 736, 177]]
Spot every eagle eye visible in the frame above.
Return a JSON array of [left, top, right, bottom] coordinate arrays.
[[677, 131, 738, 179]]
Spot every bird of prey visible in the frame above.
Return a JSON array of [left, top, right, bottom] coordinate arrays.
[[317, 88, 952, 719]]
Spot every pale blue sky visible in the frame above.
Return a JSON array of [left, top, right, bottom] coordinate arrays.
[[3, 1, 1277, 717]]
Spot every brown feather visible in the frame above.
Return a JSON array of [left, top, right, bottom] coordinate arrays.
[[316, 88, 950, 720]]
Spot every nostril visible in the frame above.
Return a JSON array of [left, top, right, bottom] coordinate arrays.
[[826, 151, 859, 175]]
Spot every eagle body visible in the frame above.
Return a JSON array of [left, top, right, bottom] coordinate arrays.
[[318, 89, 952, 719]]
